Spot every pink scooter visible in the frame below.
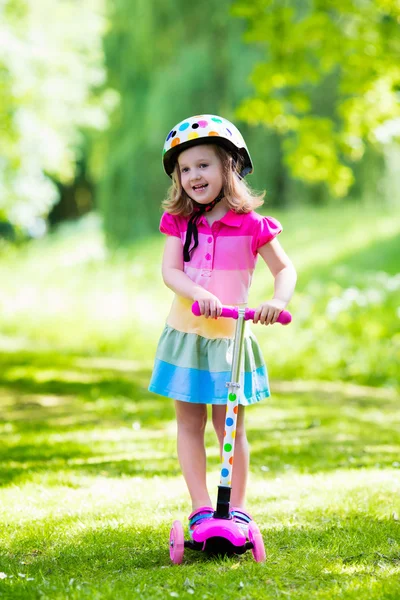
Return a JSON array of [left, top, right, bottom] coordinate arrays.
[[169, 302, 292, 564]]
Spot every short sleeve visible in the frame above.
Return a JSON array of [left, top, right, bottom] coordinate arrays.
[[159, 212, 181, 238], [252, 216, 282, 254]]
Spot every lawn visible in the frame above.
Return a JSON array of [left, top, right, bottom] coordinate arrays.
[[0, 204, 399, 599]]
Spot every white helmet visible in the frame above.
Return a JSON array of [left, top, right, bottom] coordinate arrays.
[[162, 114, 253, 178]]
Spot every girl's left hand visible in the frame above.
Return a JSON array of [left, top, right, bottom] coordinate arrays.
[[252, 299, 287, 326]]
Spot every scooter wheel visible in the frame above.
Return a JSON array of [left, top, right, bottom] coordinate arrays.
[[169, 520, 184, 564], [248, 521, 266, 563]]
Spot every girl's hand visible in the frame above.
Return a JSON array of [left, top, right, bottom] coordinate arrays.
[[253, 299, 287, 326], [193, 291, 222, 319]]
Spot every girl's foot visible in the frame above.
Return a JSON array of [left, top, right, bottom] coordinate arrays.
[[188, 506, 214, 539], [231, 507, 252, 535]]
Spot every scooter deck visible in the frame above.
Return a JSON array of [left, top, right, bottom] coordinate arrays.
[[184, 517, 253, 556]]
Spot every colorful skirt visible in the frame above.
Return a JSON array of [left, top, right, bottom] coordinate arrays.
[[148, 325, 270, 405]]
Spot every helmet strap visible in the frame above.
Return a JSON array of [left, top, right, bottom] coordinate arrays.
[[183, 189, 224, 262]]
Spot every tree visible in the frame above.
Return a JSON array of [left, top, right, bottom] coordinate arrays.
[[99, 0, 270, 244], [232, 0, 400, 197], [0, 0, 110, 232]]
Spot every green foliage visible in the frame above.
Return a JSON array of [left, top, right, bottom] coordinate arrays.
[[99, 0, 268, 244], [232, 0, 400, 196], [0, 0, 110, 230], [263, 270, 400, 387], [1, 0, 398, 239]]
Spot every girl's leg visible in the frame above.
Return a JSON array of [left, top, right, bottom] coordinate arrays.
[[175, 400, 212, 511], [212, 404, 249, 509]]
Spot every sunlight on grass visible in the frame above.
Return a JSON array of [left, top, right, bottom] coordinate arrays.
[[272, 380, 397, 400], [283, 207, 399, 269], [326, 563, 399, 575], [1, 467, 399, 528], [0, 205, 400, 598], [75, 357, 143, 372], [5, 367, 101, 384]]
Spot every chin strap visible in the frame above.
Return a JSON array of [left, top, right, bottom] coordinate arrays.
[[183, 190, 224, 263]]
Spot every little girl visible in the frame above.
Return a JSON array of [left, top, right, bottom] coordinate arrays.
[[149, 114, 296, 537]]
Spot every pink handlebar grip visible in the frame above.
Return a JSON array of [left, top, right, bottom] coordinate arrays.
[[191, 302, 292, 325], [244, 307, 292, 325]]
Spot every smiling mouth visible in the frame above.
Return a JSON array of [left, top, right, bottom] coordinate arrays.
[[192, 184, 208, 191]]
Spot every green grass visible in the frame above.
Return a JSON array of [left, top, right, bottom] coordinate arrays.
[[0, 352, 399, 599], [0, 204, 399, 598]]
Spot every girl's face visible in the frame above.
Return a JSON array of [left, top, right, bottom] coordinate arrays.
[[177, 145, 224, 205]]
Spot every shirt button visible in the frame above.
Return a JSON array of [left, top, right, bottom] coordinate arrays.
[[207, 236, 213, 243], [201, 269, 211, 277], [205, 253, 211, 260]]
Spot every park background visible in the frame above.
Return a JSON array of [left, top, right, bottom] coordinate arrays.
[[0, 1, 399, 599]]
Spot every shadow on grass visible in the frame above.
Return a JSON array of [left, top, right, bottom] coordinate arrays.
[[0, 349, 179, 486], [0, 350, 172, 427], [1, 513, 400, 599], [0, 349, 399, 488], [0, 350, 152, 409], [247, 386, 400, 475]]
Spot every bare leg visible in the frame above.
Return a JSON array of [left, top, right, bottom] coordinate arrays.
[[175, 400, 213, 511], [212, 404, 249, 509]]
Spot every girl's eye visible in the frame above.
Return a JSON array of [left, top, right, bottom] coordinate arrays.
[[200, 163, 208, 168], [181, 167, 189, 173]]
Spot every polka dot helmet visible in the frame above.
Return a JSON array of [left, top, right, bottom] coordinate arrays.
[[162, 114, 253, 178]]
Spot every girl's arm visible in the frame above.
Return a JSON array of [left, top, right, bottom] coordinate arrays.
[[254, 238, 297, 325], [161, 236, 222, 318]]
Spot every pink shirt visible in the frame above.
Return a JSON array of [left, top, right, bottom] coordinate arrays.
[[160, 209, 282, 339], [160, 209, 282, 304]]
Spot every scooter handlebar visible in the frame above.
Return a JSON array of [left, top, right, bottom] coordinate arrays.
[[191, 302, 292, 325]]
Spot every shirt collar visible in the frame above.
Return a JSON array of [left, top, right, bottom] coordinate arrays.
[[198, 209, 245, 228], [220, 210, 245, 227]]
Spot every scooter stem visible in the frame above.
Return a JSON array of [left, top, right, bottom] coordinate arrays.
[[214, 307, 246, 519]]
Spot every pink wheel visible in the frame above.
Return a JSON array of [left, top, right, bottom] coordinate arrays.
[[248, 521, 266, 563], [169, 520, 184, 564]]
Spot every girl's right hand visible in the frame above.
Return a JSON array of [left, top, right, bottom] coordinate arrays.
[[193, 291, 222, 319]]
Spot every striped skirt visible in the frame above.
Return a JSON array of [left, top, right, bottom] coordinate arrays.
[[148, 324, 270, 405]]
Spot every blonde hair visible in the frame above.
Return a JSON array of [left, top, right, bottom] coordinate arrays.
[[162, 144, 265, 216]]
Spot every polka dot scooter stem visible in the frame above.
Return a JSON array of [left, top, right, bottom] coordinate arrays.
[[219, 306, 246, 485], [220, 390, 239, 486], [215, 306, 246, 519], [191, 302, 292, 521]]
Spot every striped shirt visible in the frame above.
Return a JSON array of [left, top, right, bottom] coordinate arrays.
[[160, 209, 282, 339]]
